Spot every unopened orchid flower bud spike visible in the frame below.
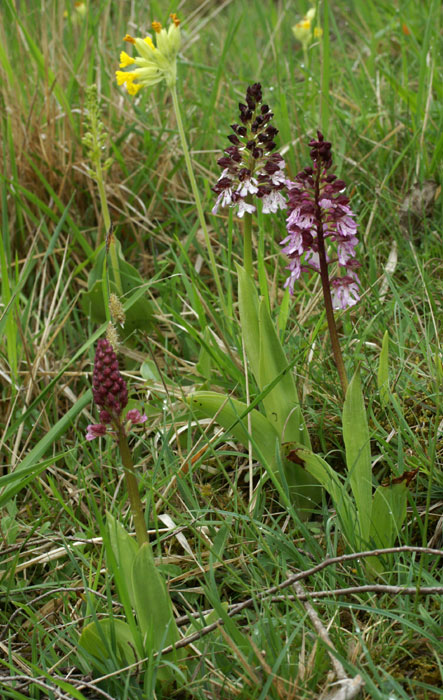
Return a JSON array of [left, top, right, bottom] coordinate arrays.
[[86, 338, 146, 441], [86, 337, 149, 547]]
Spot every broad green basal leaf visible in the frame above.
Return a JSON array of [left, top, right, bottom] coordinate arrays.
[[79, 618, 137, 669], [258, 299, 310, 448], [237, 264, 260, 382], [106, 512, 138, 610], [131, 543, 184, 680], [187, 391, 279, 469], [343, 371, 372, 545]]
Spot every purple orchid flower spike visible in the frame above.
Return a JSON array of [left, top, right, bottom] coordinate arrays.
[[212, 83, 287, 218], [86, 338, 147, 441], [280, 132, 362, 394], [280, 131, 361, 310]]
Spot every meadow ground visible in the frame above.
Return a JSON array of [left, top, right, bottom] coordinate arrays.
[[0, 1, 442, 698]]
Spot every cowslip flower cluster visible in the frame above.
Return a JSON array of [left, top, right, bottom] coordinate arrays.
[[280, 131, 361, 310], [292, 7, 323, 49], [86, 338, 146, 440], [116, 14, 181, 95], [63, 1, 86, 21], [212, 83, 287, 218]]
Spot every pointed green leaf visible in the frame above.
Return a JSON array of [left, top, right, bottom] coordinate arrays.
[[377, 330, 390, 408], [187, 391, 279, 468], [258, 299, 310, 447], [277, 287, 291, 335], [285, 445, 357, 543], [343, 371, 372, 544], [370, 482, 407, 550], [131, 543, 184, 679], [79, 618, 137, 668], [106, 513, 139, 610], [196, 327, 213, 380], [188, 393, 318, 514], [237, 264, 260, 381], [366, 480, 408, 575]]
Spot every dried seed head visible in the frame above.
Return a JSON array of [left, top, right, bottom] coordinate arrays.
[[109, 294, 126, 327]]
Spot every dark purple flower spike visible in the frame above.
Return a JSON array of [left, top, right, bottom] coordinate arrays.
[[86, 338, 146, 441], [212, 83, 287, 218]]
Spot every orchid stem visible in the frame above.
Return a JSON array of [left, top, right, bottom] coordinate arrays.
[[117, 429, 149, 547], [243, 210, 254, 278], [93, 112, 123, 298], [314, 172, 348, 397]]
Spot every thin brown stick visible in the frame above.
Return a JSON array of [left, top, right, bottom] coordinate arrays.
[[292, 581, 365, 699], [293, 581, 346, 680]]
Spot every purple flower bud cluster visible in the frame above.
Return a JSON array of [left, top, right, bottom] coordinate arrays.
[[92, 338, 128, 417], [86, 338, 147, 441], [212, 83, 287, 218], [280, 131, 361, 310]]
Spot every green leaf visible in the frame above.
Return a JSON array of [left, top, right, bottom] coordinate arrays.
[[80, 240, 154, 336], [79, 618, 138, 668], [365, 480, 408, 576], [377, 330, 390, 408], [284, 445, 357, 542], [370, 482, 407, 550], [237, 264, 260, 381], [140, 359, 162, 383], [277, 286, 291, 335], [342, 371, 373, 545], [187, 391, 279, 469], [258, 298, 310, 448], [188, 392, 318, 514], [131, 543, 184, 680], [106, 513, 139, 610], [196, 327, 213, 380]]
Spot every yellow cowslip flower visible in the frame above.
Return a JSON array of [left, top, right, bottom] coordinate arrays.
[[63, 1, 87, 21], [75, 1, 86, 17], [292, 7, 323, 49], [116, 14, 181, 96]]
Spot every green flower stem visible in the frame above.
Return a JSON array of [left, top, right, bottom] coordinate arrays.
[[242, 209, 254, 278], [96, 161, 123, 297], [314, 171, 348, 397], [170, 85, 226, 314], [117, 428, 149, 547]]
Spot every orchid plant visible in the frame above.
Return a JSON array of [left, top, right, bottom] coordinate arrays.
[[80, 330, 186, 682], [190, 84, 319, 516], [188, 83, 412, 566]]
